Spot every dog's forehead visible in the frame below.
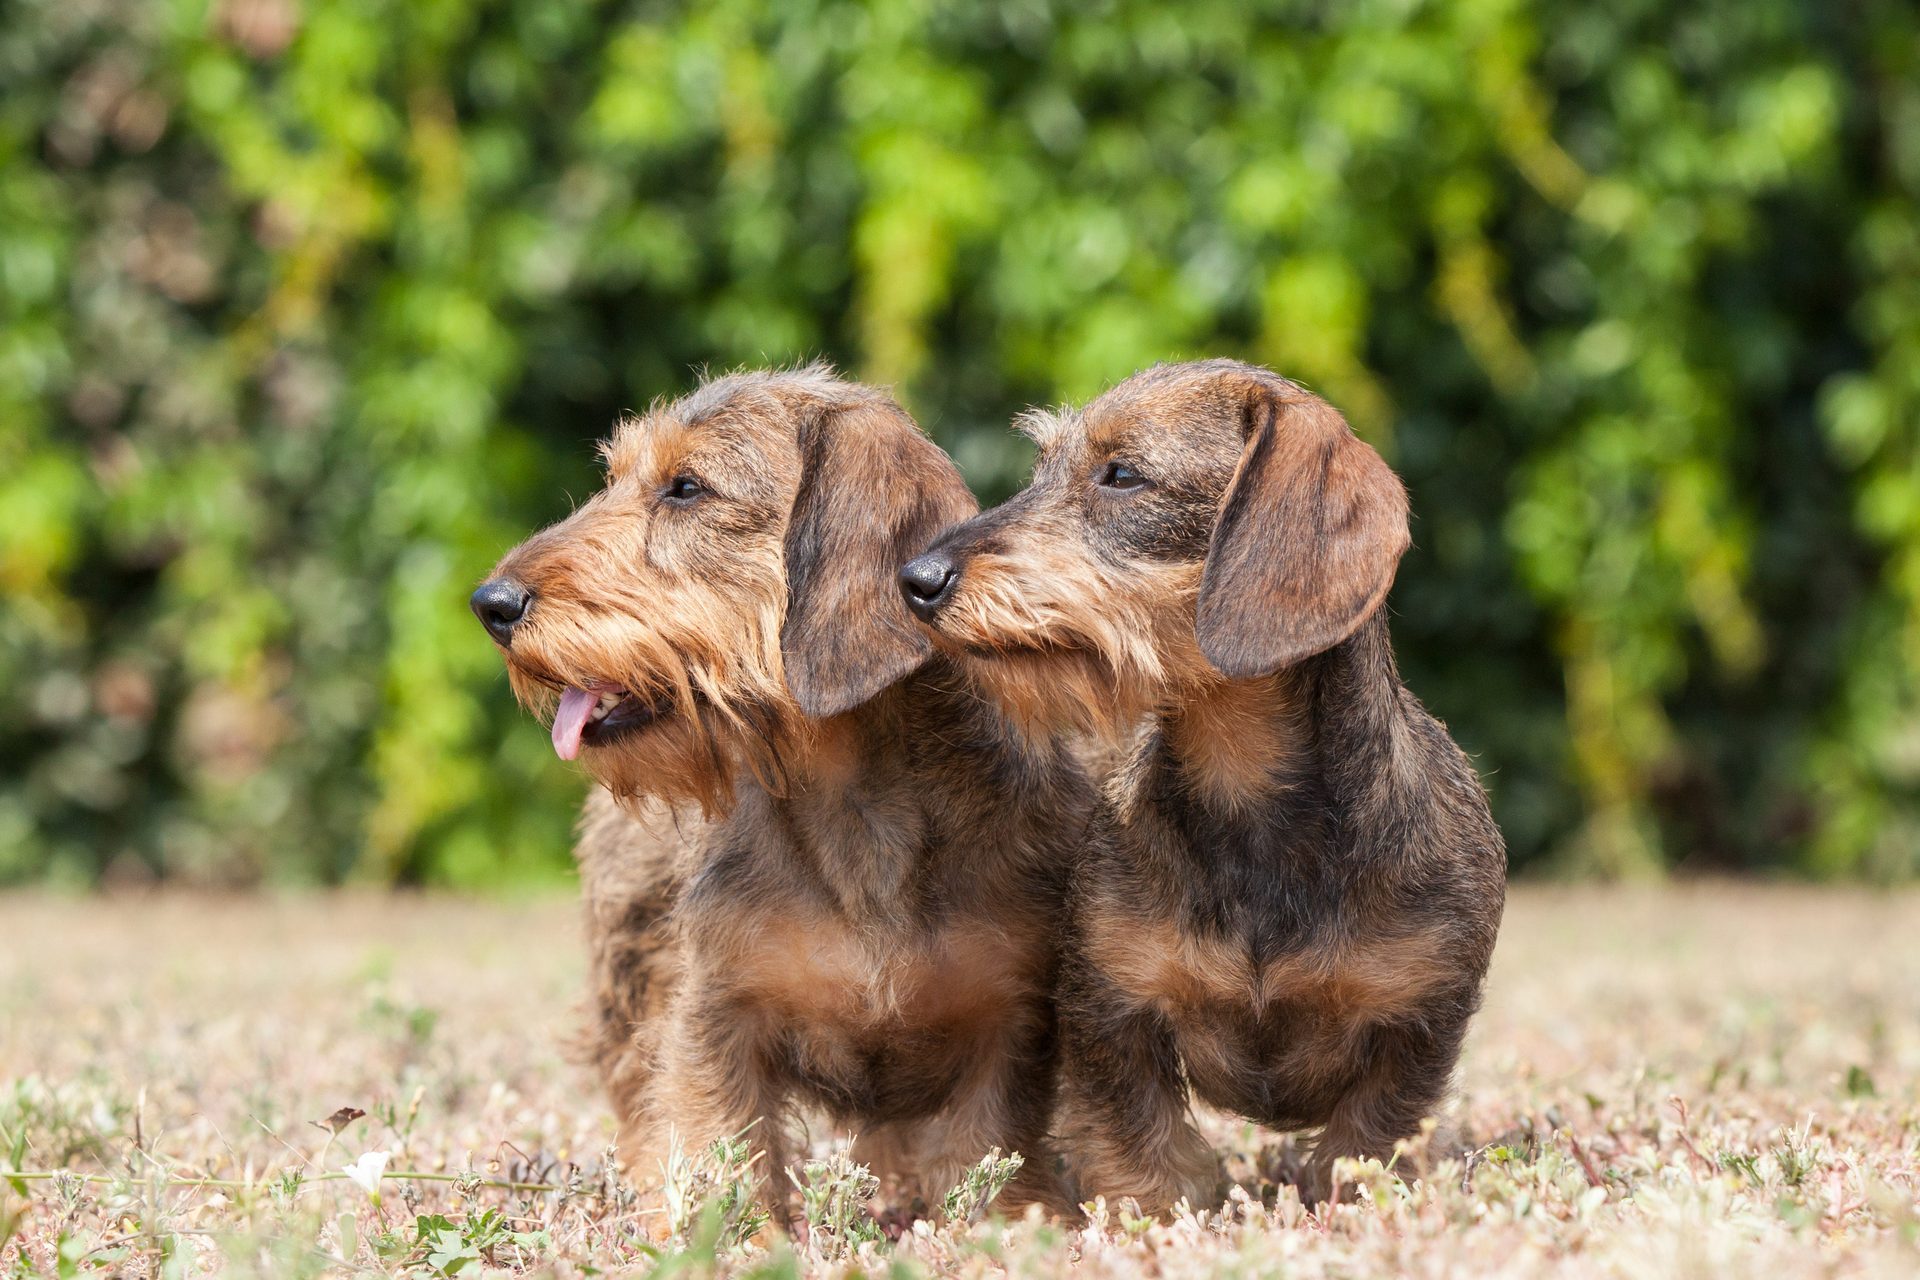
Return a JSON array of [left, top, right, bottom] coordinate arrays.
[[1098, 365, 1251, 428], [602, 392, 801, 480], [1072, 374, 1244, 467]]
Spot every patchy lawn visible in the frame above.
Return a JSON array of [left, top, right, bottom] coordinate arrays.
[[1, 885, 1916, 1277]]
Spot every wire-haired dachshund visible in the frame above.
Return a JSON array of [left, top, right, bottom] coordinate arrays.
[[473, 366, 1089, 1220], [899, 358, 1506, 1210]]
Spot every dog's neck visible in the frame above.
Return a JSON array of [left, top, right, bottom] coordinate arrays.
[[1161, 670, 1311, 814], [771, 659, 1017, 925], [787, 661, 962, 786], [1153, 613, 1407, 820]]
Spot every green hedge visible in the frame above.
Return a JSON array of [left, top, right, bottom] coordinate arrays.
[[4, 0, 1919, 885]]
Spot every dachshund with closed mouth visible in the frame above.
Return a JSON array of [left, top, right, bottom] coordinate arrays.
[[897, 358, 1506, 1211], [471, 366, 1089, 1220]]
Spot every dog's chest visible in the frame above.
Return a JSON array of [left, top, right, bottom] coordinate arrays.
[[728, 910, 1045, 1114], [1083, 905, 1447, 1111], [1088, 905, 1442, 1010]]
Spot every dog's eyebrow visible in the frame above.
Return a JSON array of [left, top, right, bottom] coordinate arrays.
[[1079, 414, 1134, 454], [600, 410, 695, 475], [1014, 407, 1072, 447], [598, 414, 648, 471]]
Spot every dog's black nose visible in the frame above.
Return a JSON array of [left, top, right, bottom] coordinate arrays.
[[471, 578, 532, 644], [899, 553, 958, 620]]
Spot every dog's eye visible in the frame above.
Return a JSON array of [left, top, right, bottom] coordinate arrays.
[[662, 476, 705, 503], [1098, 461, 1146, 490]]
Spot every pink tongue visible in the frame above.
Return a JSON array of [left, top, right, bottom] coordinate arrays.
[[551, 687, 598, 761]]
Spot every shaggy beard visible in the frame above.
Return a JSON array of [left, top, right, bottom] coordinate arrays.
[[503, 605, 804, 815], [928, 554, 1214, 746]]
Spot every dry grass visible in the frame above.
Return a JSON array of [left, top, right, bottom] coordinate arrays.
[[2, 885, 1917, 1277]]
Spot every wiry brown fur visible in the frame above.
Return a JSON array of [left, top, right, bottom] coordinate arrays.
[[478, 367, 1090, 1220], [908, 359, 1507, 1212]]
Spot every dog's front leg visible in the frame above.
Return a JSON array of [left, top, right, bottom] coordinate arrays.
[[631, 990, 796, 1230], [1297, 1017, 1467, 1207], [1059, 964, 1216, 1216], [913, 997, 1074, 1220]]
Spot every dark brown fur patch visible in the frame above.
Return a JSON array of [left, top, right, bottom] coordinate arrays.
[[781, 394, 975, 717], [1195, 387, 1410, 679]]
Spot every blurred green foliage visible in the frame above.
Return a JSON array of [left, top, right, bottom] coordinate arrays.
[[4, 0, 1919, 885]]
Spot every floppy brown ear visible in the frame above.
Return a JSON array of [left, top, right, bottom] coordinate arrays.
[[781, 391, 978, 717], [1195, 384, 1410, 678]]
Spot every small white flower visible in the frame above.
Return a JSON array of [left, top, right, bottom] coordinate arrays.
[[342, 1150, 390, 1204]]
